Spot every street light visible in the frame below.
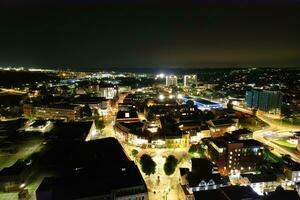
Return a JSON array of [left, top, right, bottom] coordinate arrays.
[[177, 94, 183, 99], [159, 94, 165, 100]]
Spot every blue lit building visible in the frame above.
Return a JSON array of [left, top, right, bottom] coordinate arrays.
[[245, 90, 282, 114], [182, 96, 224, 110]]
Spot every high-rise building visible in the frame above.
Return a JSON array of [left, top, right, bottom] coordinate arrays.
[[245, 90, 282, 114], [165, 75, 178, 86], [184, 75, 197, 87]]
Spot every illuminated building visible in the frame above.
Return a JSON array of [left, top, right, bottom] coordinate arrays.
[[181, 96, 224, 110], [283, 157, 300, 183], [23, 104, 82, 121], [207, 118, 238, 137], [184, 75, 197, 87], [166, 75, 178, 86], [115, 110, 140, 123], [24, 120, 53, 133], [245, 90, 282, 114], [241, 174, 280, 195], [114, 122, 149, 147], [180, 158, 230, 196], [191, 186, 260, 200], [165, 132, 190, 148], [99, 86, 117, 99], [207, 137, 264, 174]]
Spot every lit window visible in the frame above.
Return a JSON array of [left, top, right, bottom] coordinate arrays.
[[125, 112, 130, 118]]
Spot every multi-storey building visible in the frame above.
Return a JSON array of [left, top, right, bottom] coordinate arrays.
[[184, 75, 197, 87], [245, 90, 282, 114], [166, 75, 178, 86], [23, 103, 82, 121], [207, 137, 264, 174]]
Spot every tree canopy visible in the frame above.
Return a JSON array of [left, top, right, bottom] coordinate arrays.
[[131, 149, 138, 158], [82, 104, 92, 117], [94, 118, 105, 130], [140, 154, 156, 176], [189, 143, 206, 158], [164, 155, 178, 176]]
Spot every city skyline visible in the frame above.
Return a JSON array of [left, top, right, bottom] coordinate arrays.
[[1, 1, 300, 200]]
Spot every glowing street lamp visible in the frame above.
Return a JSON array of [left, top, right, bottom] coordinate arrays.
[[159, 94, 165, 100], [177, 94, 183, 99]]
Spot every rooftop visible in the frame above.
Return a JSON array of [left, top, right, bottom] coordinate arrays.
[[193, 186, 260, 200], [209, 137, 263, 149], [48, 121, 92, 141], [210, 118, 236, 127], [40, 137, 129, 170], [242, 173, 277, 183], [263, 187, 300, 200], [36, 161, 147, 200], [30, 120, 49, 127], [116, 110, 139, 119], [187, 158, 230, 187]]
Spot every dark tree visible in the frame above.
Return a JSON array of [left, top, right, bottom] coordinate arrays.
[[140, 154, 156, 176], [131, 149, 138, 158], [188, 144, 198, 154], [82, 104, 92, 117], [204, 111, 215, 121], [164, 155, 178, 176], [186, 100, 195, 107], [94, 118, 105, 130], [227, 101, 233, 110]]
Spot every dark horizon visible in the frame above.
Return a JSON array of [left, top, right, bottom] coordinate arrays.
[[0, 1, 300, 69]]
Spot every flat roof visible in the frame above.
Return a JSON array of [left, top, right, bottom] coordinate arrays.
[[37, 161, 147, 200], [242, 173, 277, 183], [194, 186, 260, 200], [49, 121, 92, 141], [33, 103, 80, 110], [116, 110, 138, 119], [194, 98, 220, 105], [209, 137, 263, 148], [31, 120, 48, 127], [211, 118, 235, 126], [40, 137, 130, 169]]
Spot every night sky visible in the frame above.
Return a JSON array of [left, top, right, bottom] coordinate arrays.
[[0, 0, 300, 69]]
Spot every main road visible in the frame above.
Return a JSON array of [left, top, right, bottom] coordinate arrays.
[[232, 106, 300, 163], [253, 127, 300, 163]]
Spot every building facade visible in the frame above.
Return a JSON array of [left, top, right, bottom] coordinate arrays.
[[23, 104, 82, 121], [245, 90, 282, 114], [166, 75, 178, 87], [184, 75, 197, 87], [207, 137, 264, 174]]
